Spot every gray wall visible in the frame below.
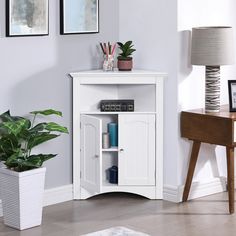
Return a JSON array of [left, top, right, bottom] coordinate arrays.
[[0, 0, 119, 189]]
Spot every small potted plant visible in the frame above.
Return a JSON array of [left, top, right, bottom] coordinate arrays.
[[0, 109, 68, 230], [117, 41, 136, 71]]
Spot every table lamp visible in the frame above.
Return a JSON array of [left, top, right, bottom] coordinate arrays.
[[191, 26, 234, 113]]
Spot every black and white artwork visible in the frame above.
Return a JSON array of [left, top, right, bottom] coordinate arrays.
[[6, 0, 49, 37], [60, 0, 99, 35], [228, 80, 236, 112]]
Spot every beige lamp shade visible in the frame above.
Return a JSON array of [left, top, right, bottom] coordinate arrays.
[[191, 26, 234, 66]]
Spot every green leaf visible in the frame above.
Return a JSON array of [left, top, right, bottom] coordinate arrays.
[[117, 42, 124, 47], [28, 133, 59, 149], [127, 48, 136, 54], [4, 154, 57, 172], [0, 153, 8, 162], [5, 151, 23, 169], [45, 122, 69, 134], [0, 110, 12, 122], [22, 158, 42, 168], [0, 119, 29, 136], [124, 41, 132, 48], [0, 135, 19, 154], [5, 153, 19, 167], [18, 129, 31, 140], [117, 41, 136, 59], [30, 154, 57, 163], [29, 123, 47, 133], [30, 109, 62, 117], [0, 111, 30, 128]]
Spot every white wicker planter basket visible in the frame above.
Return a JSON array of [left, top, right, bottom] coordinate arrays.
[[0, 167, 46, 230]]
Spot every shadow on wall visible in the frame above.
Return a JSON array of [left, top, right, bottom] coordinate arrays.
[[11, 60, 73, 189], [177, 30, 221, 186], [179, 138, 221, 185], [178, 30, 192, 81], [178, 29, 205, 111]]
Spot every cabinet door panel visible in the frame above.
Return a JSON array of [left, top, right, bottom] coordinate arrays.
[[81, 115, 102, 194], [119, 114, 156, 186]]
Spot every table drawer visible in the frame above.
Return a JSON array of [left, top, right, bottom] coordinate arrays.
[[181, 112, 234, 146]]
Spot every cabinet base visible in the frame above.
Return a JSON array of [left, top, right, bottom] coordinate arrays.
[[79, 186, 159, 200]]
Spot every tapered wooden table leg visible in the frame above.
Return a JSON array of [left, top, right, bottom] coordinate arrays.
[[182, 141, 201, 202], [226, 146, 234, 214]]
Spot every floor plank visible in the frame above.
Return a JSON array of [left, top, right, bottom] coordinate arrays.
[[0, 192, 235, 236]]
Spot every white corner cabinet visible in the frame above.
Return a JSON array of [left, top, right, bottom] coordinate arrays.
[[71, 70, 166, 200]]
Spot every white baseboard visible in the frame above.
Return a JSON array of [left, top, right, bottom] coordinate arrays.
[[43, 184, 73, 206], [0, 184, 73, 217], [163, 177, 227, 203]]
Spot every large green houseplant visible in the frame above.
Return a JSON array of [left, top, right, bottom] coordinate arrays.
[[117, 41, 136, 71], [0, 109, 68, 230], [0, 109, 68, 171]]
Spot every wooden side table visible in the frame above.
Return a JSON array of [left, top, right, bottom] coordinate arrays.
[[181, 105, 236, 214]]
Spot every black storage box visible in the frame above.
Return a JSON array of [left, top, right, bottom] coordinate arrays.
[[100, 99, 134, 112]]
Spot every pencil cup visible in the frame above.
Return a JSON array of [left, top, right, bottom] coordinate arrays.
[[103, 55, 114, 72]]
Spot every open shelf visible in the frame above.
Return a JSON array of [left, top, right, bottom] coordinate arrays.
[[79, 84, 156, 113], [102, 147, 118, 152]]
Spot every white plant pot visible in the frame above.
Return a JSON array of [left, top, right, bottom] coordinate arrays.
[[0, 167, 46, 230]]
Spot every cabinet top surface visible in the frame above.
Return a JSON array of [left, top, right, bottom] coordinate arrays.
[[183, 105, 236, 120], [70, 69, 167, 78]]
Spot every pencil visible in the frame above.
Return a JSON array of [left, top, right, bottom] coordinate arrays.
[[111, 43, 116, 56], [100, 43, 105, 55], [103, 43, 107, 54], [108, 42, 111, 54]]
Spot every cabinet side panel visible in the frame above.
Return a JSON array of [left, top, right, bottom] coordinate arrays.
[[73, 79, 81, 199]]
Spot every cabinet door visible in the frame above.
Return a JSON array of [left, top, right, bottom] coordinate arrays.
[[81, 115, 102, 194], [119, 114, 156, 186]]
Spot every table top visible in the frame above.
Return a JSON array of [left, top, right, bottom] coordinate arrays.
[[185, 105, 236, 120]]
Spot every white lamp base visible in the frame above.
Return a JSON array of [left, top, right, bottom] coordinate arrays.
[[205, 66, 220, 113]]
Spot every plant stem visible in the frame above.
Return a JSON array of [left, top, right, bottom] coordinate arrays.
[[31, 114, 37, 128], [25, 114, 37, 158]]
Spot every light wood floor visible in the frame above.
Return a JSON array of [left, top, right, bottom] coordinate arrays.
[[0, 191, 236, 236]]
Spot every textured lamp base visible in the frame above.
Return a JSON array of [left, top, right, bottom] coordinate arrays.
[[205, 66, 220, 113]]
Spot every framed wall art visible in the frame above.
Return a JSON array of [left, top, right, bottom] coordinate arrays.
[[6, 0, 49, 37], [60, 0, 99, 35], [228, 80, 236, 112]]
